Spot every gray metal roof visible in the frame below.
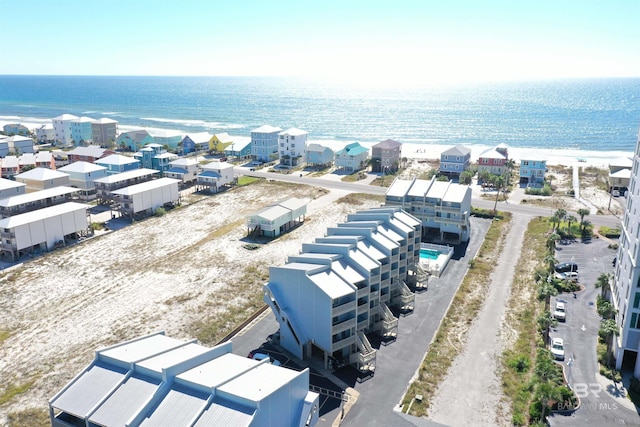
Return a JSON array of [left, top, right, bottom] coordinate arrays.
[[0, 186, 78, 208], [139, 385, 208, 427], [89, 374, 161, 426], [193, 398, 255, 427], [111, 177, 180, 196], [0, 201, 89, 228], [50, 361, 128, 417], [93, 168, 158, 184]]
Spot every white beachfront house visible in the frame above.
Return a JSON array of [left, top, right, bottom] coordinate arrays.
[[251, 125, 282, 163], [0, 202, 91, 260], [70, 116, 95, 145], [164, 157, 200, 184], [58, 161, 108, 201], [52, 114, 79, 146], [263, 206, 423, 373], [385, 177, 472, 244], [247, 197, 308, 238], [49, 332, 320, 427], [196, 160, 235, 193], [278, 127, 308, 167], [5, 135, 36, 154], [110, 177, 180, 218]]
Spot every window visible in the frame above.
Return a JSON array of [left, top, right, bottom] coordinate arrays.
[[631, 312, 640, 329], [634, 292, 640, 309]]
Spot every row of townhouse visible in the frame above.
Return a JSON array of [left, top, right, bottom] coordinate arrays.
[[384, 177, 472, 244], [439, 144, 548, 184], [50, 114, 118, 147], [0, 152, 55, 178], [264, 207, 426, 373]]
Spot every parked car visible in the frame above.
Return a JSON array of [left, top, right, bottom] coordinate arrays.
[[555, 262, 578, 274], [248, 351, 282, 366], [553, 301, 566, 321], [550, 337, 565, 360], [554, 271, 579, 282]]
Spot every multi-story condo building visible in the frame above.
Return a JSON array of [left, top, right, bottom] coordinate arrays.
[[70, 116, 95, 145], [371, 139, 402, 173], [91, 118, 118, 147], [52, 114, 79, 146], [614, 126, 640, 376], [440, 145, 471, 177], [278, 128, 308, 167], [263, 207, 424, 374], [250, 125, 282, 163], [385, 177, 472, 243]]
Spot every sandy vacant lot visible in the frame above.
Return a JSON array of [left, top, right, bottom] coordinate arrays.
[[0, 179, 382, 422]]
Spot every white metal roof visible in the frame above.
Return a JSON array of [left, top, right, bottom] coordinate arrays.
[[259, 205, 290, 221], [0, 201, 89, 228], [0, 178, 25, 191], [93, 168, 158, 184], [184, 132, 213, 144], [59, 161, 107, 173], [111, 177, 180, 196], [170, 157, 199, 167], [386, 178, 414, 198], [331, 259, 366, 284], [407, 179, 433, 198], [213, 132, 233, 143], [15, 167, 69, 181], [178, 353, 260, 388], [99, 333, 186, 363], [202, 160, 234, 171], [610, 168, 632, 178], [95, 154, 140, 165], [310, 268, 355, 299], [139, 385, 208, 427], [217, 362, 300, 402], [356, 240, 387, 260], [93, 117, 118, 124], [251, 125, 282, 133], [192, 398, 254, 427], [279, 127, 308, 136], [0, 186, 78, 208], [426, 180, 449, 200], [442, 184, 469, 204], [137, 343, 209, 373], [52, 113, 79, 121]]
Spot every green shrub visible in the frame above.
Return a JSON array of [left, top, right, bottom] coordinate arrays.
[[525, 185, 552, 196], [508, 354, 531, 373], [154, 207, 166, 217], [599, 226, 621, 238]]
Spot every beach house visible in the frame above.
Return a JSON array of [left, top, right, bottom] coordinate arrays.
[[0, 178, 26, 200], [247, 197, 309, 238], [196, 160, 235, 193], [519, 154, 547, 185], [371, 139, 402, 173], [439, 145, 471, 177], [210, 132, 234, 154], [164, 157, 200, 185], [133, 143, 178, 175], [251, 125, 282, 163], [14, 168, 71, 193], [18, 153, 35, 171], [48, 332, 320, 427], [5, 135, 35, 154], [67, 145, 115, 163], [224, 139, 252, 161], [306, 143, 334, 168], [0, 202, 91, 261], [52, 114, 79, 146], [35, 123, 55, 144], [477, 146, 508, 176], [58, 161, 108, 201], [95, 154, 141, 175], [91, 118, 118, 148], [35, 151, 55, 169], [0, 140, 8, 158], [150, 129, 183, 151], [0, 156, 20, 179], [385, 177, 472, 244], [110, 177, 180, 219], [93, 168, 158, 204], [263, 206, 421, 373], [278, 128, 308, 168], [335, 142, 369, 172], [70, 116, 95, 145], [3, 123, 29, 136], [0, 186, 78, 218], [613, 127, 640, 377], [115, 129, 155, 152], [181, 132, 212, 154]]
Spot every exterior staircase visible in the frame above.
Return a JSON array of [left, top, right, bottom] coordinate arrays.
[[354, 330, 376, 372], [377, 302, 398, 338]]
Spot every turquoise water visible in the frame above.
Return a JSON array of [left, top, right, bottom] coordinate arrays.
[[420, 249, 440, 260], [0, 76, 639, 151]]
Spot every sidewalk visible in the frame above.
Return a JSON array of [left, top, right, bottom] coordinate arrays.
[[594, 371, 638, 412], [573, 165, 598, 214]]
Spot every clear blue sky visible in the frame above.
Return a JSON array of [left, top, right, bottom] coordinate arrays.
[[1, 0, 639, 84]]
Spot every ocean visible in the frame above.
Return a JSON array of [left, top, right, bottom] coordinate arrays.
[[0, 75, 639, 152]]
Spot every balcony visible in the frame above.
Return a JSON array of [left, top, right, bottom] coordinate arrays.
[[332, 318, 355, 335], [332, 300, 357, 317]]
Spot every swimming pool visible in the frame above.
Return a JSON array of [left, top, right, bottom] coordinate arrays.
[[419, 248, 441, 260]]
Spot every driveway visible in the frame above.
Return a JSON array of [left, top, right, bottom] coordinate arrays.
[[549, 237, 640, 426]]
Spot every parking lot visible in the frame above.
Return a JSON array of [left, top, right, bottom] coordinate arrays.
[[549, 235, 640, 426]]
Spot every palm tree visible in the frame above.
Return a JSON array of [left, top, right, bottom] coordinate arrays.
[[599, 319, 619, 368], [597, 298, 616, 320], [566, 215, 577, 235], [552, 209, 567, 231], [595, 273, 613, 299], [538, 281, 558, 311], [546, 232, 561, 252], [538, 311, 557, 346], [537, 381, 564, 422], [544, 254, 558, 273], [577, 208, 590, 228], [492, 174, 505, 215], [504, 159, 516, 188]]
